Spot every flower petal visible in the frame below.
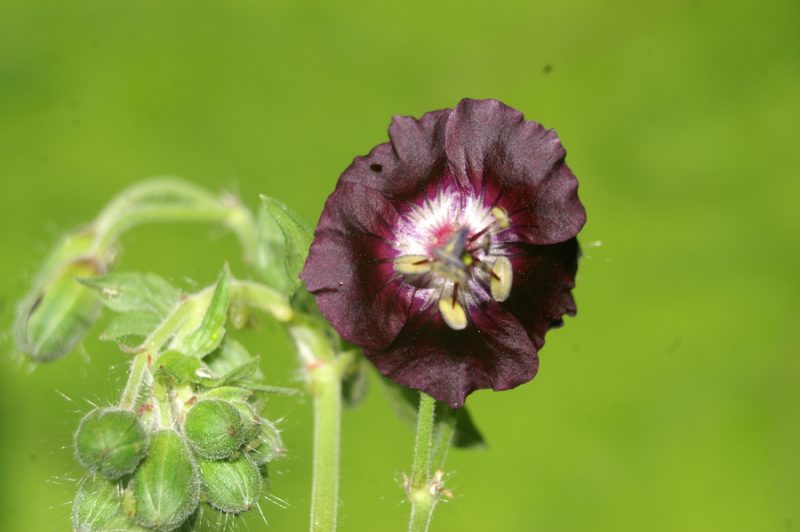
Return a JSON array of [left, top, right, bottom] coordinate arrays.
[[445, 98, 586, 244], [300, 183, 412, 351], [505, 238, 581, 349], [339, 109, 451, 201], [366, 303, 538, 408]]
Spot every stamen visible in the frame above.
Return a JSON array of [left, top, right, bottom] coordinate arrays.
[[394, 255, 432, 275], [491, 206, 511, 229], [490, 256, 513, 302], [438, 297, 467, 330]]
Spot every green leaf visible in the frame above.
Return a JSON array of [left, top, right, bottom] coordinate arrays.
[[181, 265, 231, 358], [199, 357, 260, 388], [80, 272, 180, 317], [439, 404, 485, 449], [203, 386, 254, 402], [100, 311, 162, 347], [254, 203, 293, 293], [154, 351, 202, 385], [341, 354, 370, 408], [261, 196, 313, 293], [379, 377, 486, 449], [199, 337, 264, 388], [241, 383, 301, 396]]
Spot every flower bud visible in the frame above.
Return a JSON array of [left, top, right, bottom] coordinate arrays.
[[128, 430, 199, 530], [74, 408, 148, 479], [183, 399, 246, 460], [199, 454, 261, 514], [15, 243, 104, 362], [249, 419, 285, 465], [72, 474, 130, 531], [231, 400, 261, 444]]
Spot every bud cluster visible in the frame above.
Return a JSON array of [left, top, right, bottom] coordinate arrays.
[[70, 265, 289, 531], [72, 380, 285, 531]]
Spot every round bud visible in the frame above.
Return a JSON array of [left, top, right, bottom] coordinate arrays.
[[73, 475, 149, 530], [74, 407, 148, 479], [184, 399, 245, 460], [199, 454, 262, 514], [249, 419, 285, 465], [231, 400, 261, 444], [72, 474, 125, 531], [129, 430, 200, 530]]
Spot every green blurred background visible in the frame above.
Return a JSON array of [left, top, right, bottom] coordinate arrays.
[[1, 0, 798, 530]]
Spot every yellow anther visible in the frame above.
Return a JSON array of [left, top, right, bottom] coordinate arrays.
[[491, 206, 511, 229], [490, 256, 513, 302], [394, 255, 432, 275], [438, 297, 467, 330]]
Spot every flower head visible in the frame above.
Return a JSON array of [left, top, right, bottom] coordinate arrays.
[[301, 99, 586, 407]]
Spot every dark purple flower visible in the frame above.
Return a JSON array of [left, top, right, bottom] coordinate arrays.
[[301, 99, 586, 407]]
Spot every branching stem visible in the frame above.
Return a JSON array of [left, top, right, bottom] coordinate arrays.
[[119, 352, 149, 410]]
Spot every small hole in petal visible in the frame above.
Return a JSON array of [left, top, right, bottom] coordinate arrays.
[[370, 163, 383, 172]]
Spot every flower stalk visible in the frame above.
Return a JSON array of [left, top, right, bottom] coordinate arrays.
[[91, 178, 259, 263], [309, 360, 341, 532], [288, 322, 351, 532], [119, 352, 149, 410], [406, 392, 445, 532]]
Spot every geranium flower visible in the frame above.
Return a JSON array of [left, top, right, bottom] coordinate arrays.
[[301, 98, 586, 407]]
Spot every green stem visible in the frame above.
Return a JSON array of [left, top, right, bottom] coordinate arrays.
[[152, 378, 173, 429], [230, 280, 293, 322], [309, 361, 341, 532], [119, 352, 149, 410], [407, 393, 439, 532], [288, 323, 344, 532], [411, 393, 436, 486], [91, 178, 259, 263]]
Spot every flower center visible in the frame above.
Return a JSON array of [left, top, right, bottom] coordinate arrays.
[[391, 188, 514, 330]]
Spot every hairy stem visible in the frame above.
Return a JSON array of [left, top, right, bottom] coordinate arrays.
[[152, 378, 173, 429], [91, 178, 259, 263], [309, 361, 341, 532], [407, 393, 439, 532], [288, 323, 347, 532], [119, 352, 149, 410]]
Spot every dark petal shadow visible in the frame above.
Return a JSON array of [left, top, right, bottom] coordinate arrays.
[[366, 302, 538, 408], [504, 238, 580, 349]]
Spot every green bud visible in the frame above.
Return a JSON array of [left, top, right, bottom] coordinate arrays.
[[74, 408, 148, 479], [15, 246, 103, 362], [199, 454, 261, 514], [249, 419, 285, 465], [184, 399, 245, 460], [230, 400, 261, 444], [73, 474, 149, 531], [129, 430, 200, 530]]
